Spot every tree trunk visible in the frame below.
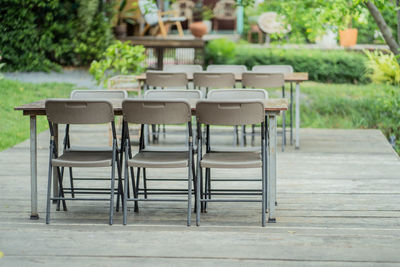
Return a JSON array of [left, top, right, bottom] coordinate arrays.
[[365, 1, 399, 55]]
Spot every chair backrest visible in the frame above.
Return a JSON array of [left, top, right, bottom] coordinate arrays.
[[193, 72, 235, 88], [242, 72, 284, 88], [206, 64, 247, 74], [46, 100, 114, 124], [163, 64, 203, 74], [70, 90, 127, 100], [208, 89, 268, 100], [138, 0, 159, 26], [146, 71, 188, 88], [145, 89, 202, 99], [122, 99, 191, 125], [196, 100, 264, 126], [252, 65, 293, 74]]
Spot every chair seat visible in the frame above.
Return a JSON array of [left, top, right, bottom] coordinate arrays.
[[52, 151, 113, 167], [200, 152, 262, 168], [128, 152, 189, 168], [65, 146, 113, 152]]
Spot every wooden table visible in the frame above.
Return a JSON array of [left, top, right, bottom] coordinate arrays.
[[136, 72, 308, 150], [15, 98, 288, 223]]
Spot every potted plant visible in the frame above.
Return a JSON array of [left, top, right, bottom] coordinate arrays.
[[189, 2, 208, 38], [114, 0, 136, 38], [202, 6, 214, 34], [89, 40, 147, 87]]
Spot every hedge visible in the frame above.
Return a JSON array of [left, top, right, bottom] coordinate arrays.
[[205, 41, 369, 84]]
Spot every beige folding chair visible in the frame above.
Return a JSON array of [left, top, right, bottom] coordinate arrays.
[[242, 72, 287, 151], [65, 90, 127, 205], [45, 100, 120, 225], [252, 65, 294, 147], [193, 72, 236, 95], [195, 100, 267, 226], [206, 64, 247, 74], [108, 76, 142, 96], [121, 99, 194, 226], [144, 89, 202, 145], [208, 89, 268, 146], [163, 64, 203, 75], [145, 71, 188, 89]]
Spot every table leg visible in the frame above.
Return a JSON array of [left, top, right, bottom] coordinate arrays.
[[295, 82, 300, 149], [52, 124, 59, 203], [268, 114, 277, 223], [30, 116, 39, 220]]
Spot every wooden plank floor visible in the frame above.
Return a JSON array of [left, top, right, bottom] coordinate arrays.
[[1, 126, 400, 266]]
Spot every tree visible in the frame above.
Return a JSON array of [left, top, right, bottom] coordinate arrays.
[[361, 0, 400, 55]]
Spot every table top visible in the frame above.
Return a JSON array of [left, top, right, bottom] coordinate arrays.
[[136, 72, 309, 82], [15, 98, 288, 116]]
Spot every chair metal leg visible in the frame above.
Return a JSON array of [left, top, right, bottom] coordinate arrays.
[[251, 124, 255, 146], [109, 142, 117, 225], [135, 167, 140, 212], [68, 167, 75, 198], [123, 142, 129, 225], [143, 168, 148, 199], [187, 156, 193, 227], [46, 141, 54, 224], [116, 151, 123, 212], [56, 167, 67, 212], [196, 165, 201, 226]]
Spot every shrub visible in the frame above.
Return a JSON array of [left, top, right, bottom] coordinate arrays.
[[0, 0, 113, 71], [364, 50, 400, 85], [89, 41, 147, 86], [205, 41, 369, 84], [205, 38, 237, 64]]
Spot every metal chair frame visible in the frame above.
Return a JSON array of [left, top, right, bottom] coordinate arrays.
[[195, 100, 267, 227], [121, 99, 195, 226], [45, 100, 121, 225]]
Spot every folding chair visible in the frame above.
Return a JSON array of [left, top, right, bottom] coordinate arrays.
[[121, 99, 194, 226], [208, 89, 268, 146], [45, 100, 120, 225], [163, 64, 203, 74], [63, 90, 127, 205], [144, 89, 202, 145], [242, 72, 286, 151], [252, 65, 294, 146], [195, 100, 267, 226], [145, 71, 188, 90], [206, 64, 247, 74], [108, 75, 142, 96], [193, 72, 235, 95]]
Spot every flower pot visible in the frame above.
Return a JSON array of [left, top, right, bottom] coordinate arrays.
[[189, 21, 208, 38], [115, 24, 127, 38], [339, 28, 358, 47]]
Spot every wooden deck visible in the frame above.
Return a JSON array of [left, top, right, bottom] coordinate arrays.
[[1, 126, 400, 266]]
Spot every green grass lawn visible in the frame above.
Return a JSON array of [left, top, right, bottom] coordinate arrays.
[[0, 79, 75, 151], [270, 81, 399, 152], [1, 78, 399, 153]]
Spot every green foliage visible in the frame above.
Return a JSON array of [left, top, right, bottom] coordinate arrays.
[[364, 50, 400, 85], [89, 41, 147, 86], [0, 78, 75, 151], [296, 82, 400, 153], [205, 39, 237, 65], [205, 42, 368, 83], [0, 0, 113, 71]]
